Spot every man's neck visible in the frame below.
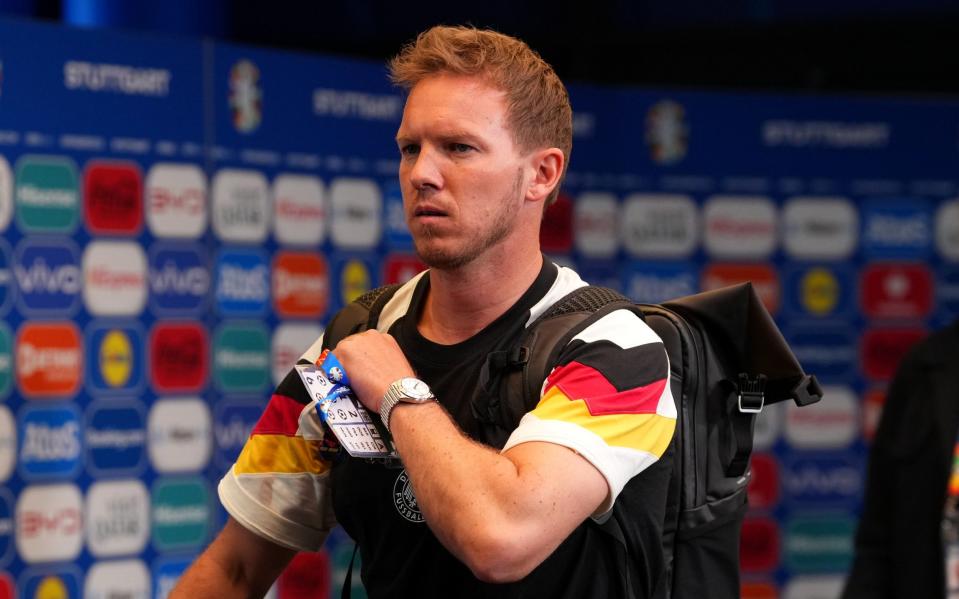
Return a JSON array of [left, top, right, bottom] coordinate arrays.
[[419, 249, 544, 345]]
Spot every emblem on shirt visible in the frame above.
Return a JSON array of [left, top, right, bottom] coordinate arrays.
[[393, 469, 424, 523]]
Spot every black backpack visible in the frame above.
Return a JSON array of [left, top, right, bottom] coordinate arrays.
[[323, 280, 823, 599]]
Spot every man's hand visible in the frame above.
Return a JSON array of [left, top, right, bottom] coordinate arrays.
[[332, 330, 416, 412]]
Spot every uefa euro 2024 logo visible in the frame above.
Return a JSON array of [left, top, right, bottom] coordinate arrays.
[[229, 60, 262, 133]]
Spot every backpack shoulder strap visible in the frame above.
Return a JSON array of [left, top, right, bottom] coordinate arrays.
[[321, 283, 402, 351]]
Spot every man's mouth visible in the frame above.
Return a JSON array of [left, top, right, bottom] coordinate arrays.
[[414, 205, 448, 218]]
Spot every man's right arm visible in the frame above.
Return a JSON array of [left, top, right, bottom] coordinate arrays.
[[170, 517, 296, 598]]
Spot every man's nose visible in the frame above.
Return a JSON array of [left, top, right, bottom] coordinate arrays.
[[408, 147, 442, 191]]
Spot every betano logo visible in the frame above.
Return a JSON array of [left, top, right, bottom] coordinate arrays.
[[83, 161, 143, 234], [212, 169, 270, 243], [18, 405, 82, 480], [82, 241, 147, 316], [151, 477, 210, 551], [273, 174, 326, 245], [214, 323, 270, 393], [272, 252, 327, 318], [16, 322, 81, 397], [145, 163, 207, 239], [149, 244, 209, 314], [14, 240, 81, 315], [14, 155, 79, 233], [15, 484, 83, 563], [149, 322, 208, 393]]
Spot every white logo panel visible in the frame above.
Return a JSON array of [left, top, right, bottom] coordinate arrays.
[[0, 406, 14, 483], [85, 559, 151, 599], [782, 575, 846, 599], [620, 193, 698, 257], [783, 196, 858, 260], [83, 240, 147, 316], [574, 192, 619, 258], [0, 155, 11, 232], [703, 195, 777, 259], [212, 169, 271, 243], [273, 174, 326, 246], [15, 483, 83, 563], [785, 385, 858, 450], [330, 178, 381, 249], [936, 199, 959, 261], [752, 401, 784, 451], [148, 397, 212, 473], [85, 479, 150, 557], [272, 322, 324, 385], [145, 163, 208, 239]]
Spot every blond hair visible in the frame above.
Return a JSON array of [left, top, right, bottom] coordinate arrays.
[[389, 25, 572, 207]]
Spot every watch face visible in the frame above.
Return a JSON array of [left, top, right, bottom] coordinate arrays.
[[400, 377, 432, 399]]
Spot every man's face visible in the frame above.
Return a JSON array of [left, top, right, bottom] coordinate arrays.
[[395, 74, 528, 270]]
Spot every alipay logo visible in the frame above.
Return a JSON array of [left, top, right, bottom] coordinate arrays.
[[15, 155, 80, 233], [18, 404, 82, 480]]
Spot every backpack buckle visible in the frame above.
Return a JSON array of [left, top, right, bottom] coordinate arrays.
[[737, 373, 766, 414]]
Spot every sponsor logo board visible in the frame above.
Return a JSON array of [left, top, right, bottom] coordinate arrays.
[[18, 404, 82, 480], [860, 327, 927, 381], [782, 456, 863, 508], [574, 192, 618, 258], [146, 163, 207, 239], [15, 155, 79, 233], [273, 174, 325, 245], [14, 239, 81, 315], [0, 155, 11, 232], [540, 192, 574, 254], [740, 517, 780, 573], [785, 385, 858, 450], [83, 161, 143, 234], [620, 193, 698, 258], [214, 399, 264, 468], [86, 323, 144, 394], [784, 514, 855, 572], [85, 480, 149, 557], [16, 322, 82, 398], [149, 322, 208, 393], [212, 169, 270, 243], [148, 244, 210, 314], [747, 453, 779, 510], [215, 249, 269, 315], [0, 323, 11, 397], [701, 263, 780, 314], [623, 262, 698, 304], [785, 324, 857, 382], [152, 477, 210, 551], [272, 251, 328, 318], [783, 264, 853, 318], [382, 253, 425, 285], [0, 239, 12, 316], [782, 196, 857, 260], [937, 198, 959, 260], [0, 407, 14, 483], [860, 262, 933, 319], [703, 195, 777, 259], [330, 178, 381, 249], [83, 240, 147, 316], [148, 398, 212, 473], [861, 199, 932, 259], [214, 323, 270, 393], [84, 400, 147, 476], [383, 181, 412, 248], [15, 484, 83, 563], [271, 322, 323, 384], [84, 559, 150, 599]]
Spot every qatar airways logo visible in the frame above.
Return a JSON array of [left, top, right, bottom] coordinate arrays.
[[83, 241, 147, 316], [273, 174, 326, 245]]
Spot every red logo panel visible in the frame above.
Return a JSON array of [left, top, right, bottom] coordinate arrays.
[[278, 551, 330, 599], [862, 388, 886, 443], [16, 322, 82, 397], [150, 322, 208, 392], [747, 454, 779, 510], [540, 192, 573, 253], [740, 582, 777, 599], [860, 263, 932, 319], [0, 573, 14, 599], [740, 517, 780, 573], [272, 252, 328, 318], [860, 328, 927, 381], [382, 254, 425, 285], [84, 161, 143, 234], [701, 263, 780, 315]]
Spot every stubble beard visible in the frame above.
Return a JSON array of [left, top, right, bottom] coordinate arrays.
[[414, 168, 524, 271]]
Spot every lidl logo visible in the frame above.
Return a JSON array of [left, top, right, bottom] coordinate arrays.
[[84, 560, 150, 599], [18, 404, 82, 480], [149, 322, 208, 393], [540, 192, 574, 254], [620, 193, 698, 258], [382, 253, 425, 286], [785, 325, 857, 382], [383, 180, 412, 248], [214, 400, 264, 468], [0, 489, 13, 566], [152, 477, 210, 551], [860, 327, 927, 381], [145, 163, 207, 239], [14, 240, 81, 315], [335, 255, 373, 308], [0, 155, 12, 232], [0, 323, 11, 398], [85, 400, 147, 476], [16, 322, 82, 398], [149, 244, 210, 314], [739, 517, 780, 573], [15, 484, 83, 563], [0, 239, 12, 316], [86, 323, 143, 394], [782, 455, 863, 508], [783, 264, 853, 318], [215, 249, 269, 315], [701, 263, 780, 315], [214, 323, 270, 393], [83, 161, 143, 234], [82, 240, 147, 316], [860, 262, 933, 319], [624, 262, 698, 304], [784, 515, 855, 573], [330, 178, 381, 250], [85, 480, 150, 557], [212, 169, 270, 243], [574, 192, 618, 258], [153, 555, 192, 599], [18, 570, 81, 599], [15, 155, 79, 233], [273, 174, 326, 246], [272, 251, 328, 318], [861, 198, 932, 259]]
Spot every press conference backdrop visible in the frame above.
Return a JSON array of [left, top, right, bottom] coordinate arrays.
[[0, 15, 956, 599]]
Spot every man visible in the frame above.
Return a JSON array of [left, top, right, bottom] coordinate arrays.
[[173, 25, 676, 598]]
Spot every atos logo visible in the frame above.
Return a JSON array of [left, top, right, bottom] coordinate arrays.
[[82, 240, 147, 316], [84, 559, 150, 599], [272, 251, 328, 318], [540, 192, 574, 254], [620, 193, 698, 258], [330, 178, 382, 250], [214, 323, 270, 393], [785, 325, 857, 382], [16, 322, 82, 398], [783, 264, 853, 318], [0, 239, 13, 316], [384, 181, 412, 249], [382, 254, 425, 285], [739, 517, 780, 573], [153, 556, 192, 599], [215, 249, 269, 315], [785, 385, 858, 450], [18, 405, 82, 480], [18, 570, 81, 599], [0, 489, 13, 566], [273, 173, 326, 246], [85, 480, 150, 557], [860, 263, 933, 319], [83, 161, 143, 234], [84, 400, 147, 476], [782, 455, 863, 508], [861, 199, 932, 259], [14, 155, 80, 233], [703, 195, 777, 259], [146, 163, 207, 239], [335, 255, 374, 309], [214, 400, 264, 468], [149, 244, 210, 314], [747, 454, 779, 510], [149, 322, 208, 393], [702, 263, 780, 315], [860, 327, 927, 381], [152, 477, 211, 551], [624, 262, 697, 304], [574, 192, 619, 259], [782, 196, 858, 260], [212, 169, 270, 243], [14, 240, 81, 315], [15, 484, 83, 563], [784, 515, 855, 573], [86, 322, 143, 394]]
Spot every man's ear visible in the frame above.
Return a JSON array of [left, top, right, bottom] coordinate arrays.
[[525, 148, 564, 204]]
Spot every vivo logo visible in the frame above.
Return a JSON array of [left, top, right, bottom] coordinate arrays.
[[151, 263, 209, 295], [215, 417, 253, 449], [15, 261, 81, 293]]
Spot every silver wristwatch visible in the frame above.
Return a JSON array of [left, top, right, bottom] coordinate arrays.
[[379, 377, 436, 432]]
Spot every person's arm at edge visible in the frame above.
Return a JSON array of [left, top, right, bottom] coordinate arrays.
[[170, 516, 297, 599]]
